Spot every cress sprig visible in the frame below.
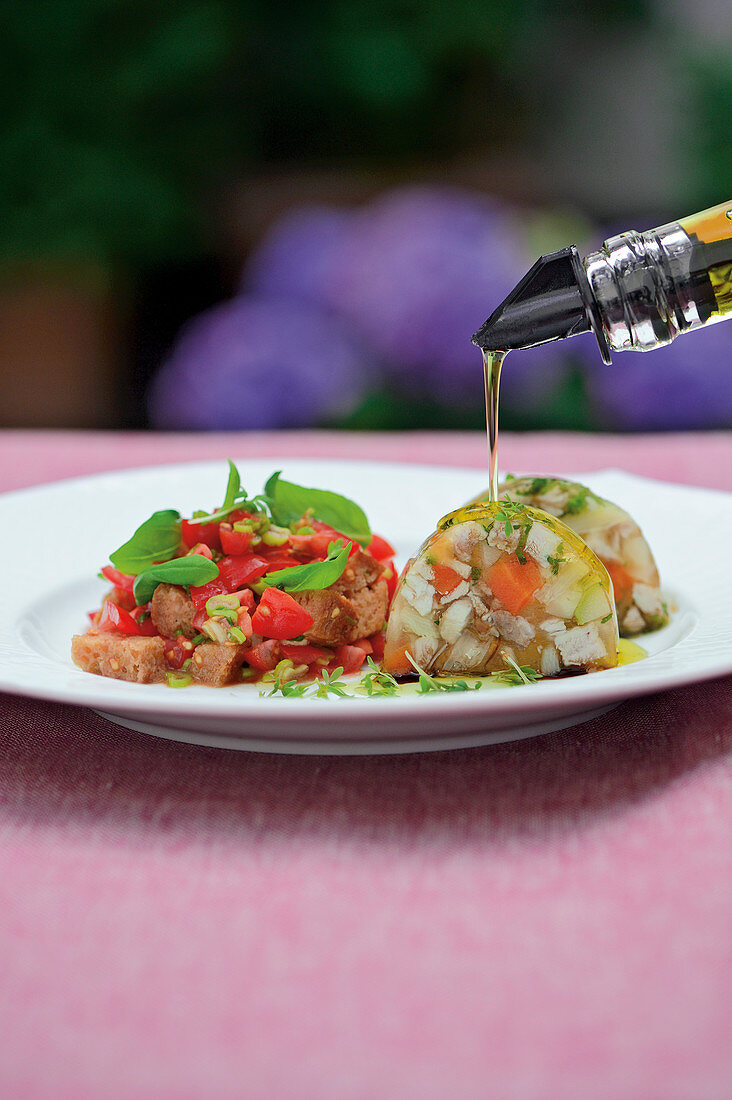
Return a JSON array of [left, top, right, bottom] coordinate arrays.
[[404, 651, 483, 694], [491, 652, 543, 686], [491, 495, 533, 564]]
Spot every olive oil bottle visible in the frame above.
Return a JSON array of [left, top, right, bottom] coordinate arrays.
[[474, 200, 732, 497], [473, 199, 732, 363], [678, 201, 732, 323]]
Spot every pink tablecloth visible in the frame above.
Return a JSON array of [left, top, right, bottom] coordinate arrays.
[[1, 430, 730, 1100]]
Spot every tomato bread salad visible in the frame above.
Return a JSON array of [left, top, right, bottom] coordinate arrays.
[[72, 462, 397, 688]]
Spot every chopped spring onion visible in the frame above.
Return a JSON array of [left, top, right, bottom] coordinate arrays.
[[201, 619, 229, 644], [166, 671, 192, 688], [205, 593, 240, 622], [261, 525, 290, 546]]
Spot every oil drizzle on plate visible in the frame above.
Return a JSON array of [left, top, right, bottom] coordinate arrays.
[[617, 638, 647, 665]]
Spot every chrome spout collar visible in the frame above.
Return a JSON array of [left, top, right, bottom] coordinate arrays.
[[583, 222, 700, 353]]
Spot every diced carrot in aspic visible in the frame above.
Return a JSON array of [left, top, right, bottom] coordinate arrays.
[[381, 639, 411, 676], [487, 555, 542, 616], [432, 562, 463, 596], [604, 560, 634, 603]]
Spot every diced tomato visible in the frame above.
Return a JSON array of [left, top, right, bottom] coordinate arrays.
[[352, 638, 373, 654], [190, 579, 228, 610], [289, 520, 345, 558], [263, 556, 297, 574], [181, 518, 221, 552], [336, 644, 369, 673], [193, 608, 207, 631], [218, 554, 270, 591], [130, 606, 158, 636], [331, 645, 367, 674], [164, 638, 191, 669], [487, 555, 543, 616], [97, 600, 141, 635], [289, 532, 331, 557], [367, 534, 396, 561], [106, 586, 136, 612], [368, 631, 386, 661], [237, 609, 253, 638], [432, 562, 464, 595], [382, 559, 399, 603], [280, 642, 331, 664], [219, 524, 254, 555], [251, 588, 314, 640], [101, 565, 135, 593], [310, 520, 344, 542], [187, 542, 213, 560], [234, 588, 256, 612], [245, 639, 280, 671], [255, 542, 295, 562]]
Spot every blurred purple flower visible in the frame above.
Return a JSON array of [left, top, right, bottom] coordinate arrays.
[[583, 320, 732, 430], [244, 186, 572, 409], [245, 205, 353, 309], [325, 187, 531, 402], [148, 296, 370, 430]]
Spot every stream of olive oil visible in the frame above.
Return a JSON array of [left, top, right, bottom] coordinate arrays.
[[482, 349, 506, 503]]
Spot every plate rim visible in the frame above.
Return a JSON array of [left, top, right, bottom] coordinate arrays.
[[1, 458, 731, 749]]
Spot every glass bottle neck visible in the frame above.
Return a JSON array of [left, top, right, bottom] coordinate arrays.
[[583, 201, 732, 355]]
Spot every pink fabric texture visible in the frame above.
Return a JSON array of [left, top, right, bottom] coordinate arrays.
[[1, 430, 731, 1100], [2, 427, 732, 491]]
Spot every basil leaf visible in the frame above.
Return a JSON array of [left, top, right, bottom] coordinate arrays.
[[133, 556, 219, 606], [110, 510, 181, 574], [265, 472, 370, 546], [223, 459, 241, 511], [261, 540, 352, 593], [195, 459, 264, 525]]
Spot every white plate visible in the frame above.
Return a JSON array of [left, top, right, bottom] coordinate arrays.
[[1, 460, 730, 755]]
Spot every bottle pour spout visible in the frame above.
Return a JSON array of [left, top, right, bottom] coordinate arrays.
[[471, 246, 611, 364]]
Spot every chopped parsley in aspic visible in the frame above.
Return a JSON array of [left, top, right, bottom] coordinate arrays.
[[546, 542, 566, 576], [491, 496, 532, 564]]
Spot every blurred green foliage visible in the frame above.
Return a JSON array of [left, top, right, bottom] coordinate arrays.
[[338, 364, 597, 433], [0, 0, 661, 271], [689, 50, 732, 207], [0, 1, 250, 268], [247, 0, 525, 160]]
